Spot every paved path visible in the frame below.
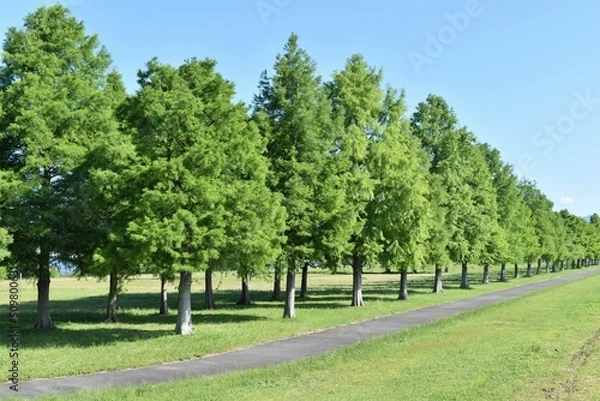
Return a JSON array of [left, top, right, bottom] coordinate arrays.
[[3, 268, 600, 399]]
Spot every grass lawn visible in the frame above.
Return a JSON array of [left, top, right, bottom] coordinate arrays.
[[19, 268, 600, 401], [1, 265, 597, 381]]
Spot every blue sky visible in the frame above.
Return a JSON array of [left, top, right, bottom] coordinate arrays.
[[4, 0, 600, 216]]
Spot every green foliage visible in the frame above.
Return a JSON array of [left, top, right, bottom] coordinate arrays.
[[0, 4, 120, 274], [326, 54, 381, 265], [589, 214, 600, 258], [412, 95, 498, 267], [518, 180, 555, 262], [115, 57, 284, 279], [254, 34, 345, 267], [368, 88, 431, 272], [557, 209, 588, 261]]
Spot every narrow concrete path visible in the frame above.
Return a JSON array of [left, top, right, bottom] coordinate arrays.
[[3, 268, 600, 399]]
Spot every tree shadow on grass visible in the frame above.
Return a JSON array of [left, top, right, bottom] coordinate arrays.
[[20, 326, 171, 349], [17, 292, 270, 328]]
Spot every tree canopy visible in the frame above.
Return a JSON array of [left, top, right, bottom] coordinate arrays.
[[1, 6, 599, 331]]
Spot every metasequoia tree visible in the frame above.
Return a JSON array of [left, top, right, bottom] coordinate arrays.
[[0, 5, 121, 329], [254, 34, 348, 318], [120, 58, 283, 334]]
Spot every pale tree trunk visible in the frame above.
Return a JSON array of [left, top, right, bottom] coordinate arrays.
[[526, 262, 532, 277], [432, 265, 444, 293], [283, 259, 296, 318], [238, 273, 251, 305], [514, 263, 519, 278], [174, 271, 193, 335], [34, 248, 56, 330], [204, 268, 215, 310], [106, 268, 119, 323], [499, 263, 506, 282], [299, 262, 309, 300], [350, 253, 364, 307], [271, 264, 282, 302], [482, 264, 490, 284], [159, 274, 169, 315], [398, 270, 408, 300], [460, 261, 470, 289]]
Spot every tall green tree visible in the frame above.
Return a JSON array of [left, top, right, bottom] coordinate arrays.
[[122, 58, 283, 334], [0, 5, 121, 329], [412, 95, 497, 289], [589, 214, 600, 263], [254, 34, 347, 318], [325, 54, 381, 306], [369, 88, 431, 300], [423, 175, 451, 293], [88, 138, 141, 322], [518, 180, 554, 274], [478, 144, 533, 282], [453, 137, 498, 288], [410, 95, 458, 290], [558, 210, 587, 267]]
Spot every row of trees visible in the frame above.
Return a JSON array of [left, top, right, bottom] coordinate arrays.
[[1, 6, 599, 334]]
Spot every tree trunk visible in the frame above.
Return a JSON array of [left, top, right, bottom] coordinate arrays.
[[106, 268, 119, 323], [34, 251, 56, 330], [560, 260, 564, 271], [551, 261, 556, 273], [238, 274, 251, 305], [514, 263, 519, 278], [545, 260, 550, 274], [398, 269, 408, 300], [526, 262, 532, 277], [204, 268, 215, 310], [482, 264, 490, 284], [271, 264, 282, 302], [536, 259, 542, 275], [159, 274, 169, 315], [460, 261, 470, 289], [299, 262, 309, 300], [499, 263, 506, 282], [283, 259, 296, 318], [432, 265, 444, 293], [174, 271, 193, 335], [350, 253, 364, 306]]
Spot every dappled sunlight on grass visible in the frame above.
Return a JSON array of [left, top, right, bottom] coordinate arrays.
[[23, 271, 600, 401], [1, 265, 597, 380]]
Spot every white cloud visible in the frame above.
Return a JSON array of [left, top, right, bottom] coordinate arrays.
[[559, 196, 574, 205]]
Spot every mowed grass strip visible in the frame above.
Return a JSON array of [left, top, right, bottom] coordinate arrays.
[[24, 270, 600, 401], [1, 266, 597, 380]]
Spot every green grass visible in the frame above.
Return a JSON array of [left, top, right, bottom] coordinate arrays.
[[0, 265, 595, 381], [23, 269, 600, 401]]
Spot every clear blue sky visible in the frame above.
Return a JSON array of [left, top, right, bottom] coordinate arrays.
[[4, 0, 600, 216]]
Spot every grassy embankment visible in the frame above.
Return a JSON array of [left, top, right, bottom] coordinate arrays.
[[1, 264, 597, 384], [18, 268, 600, 401]]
